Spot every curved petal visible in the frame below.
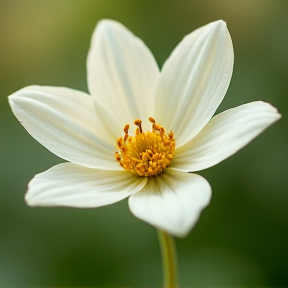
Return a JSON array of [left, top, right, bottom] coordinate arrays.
[[87, 19, 160, 129], [9, 86, 122, 170], [154, 20, 234, 147], [26, 163, 147, 207], [171, 101, 281, 172], [129, 169, 211, 237]]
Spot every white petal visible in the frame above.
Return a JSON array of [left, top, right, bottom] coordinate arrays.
[[154, 20, 234, 147], [87, 19, 159, 129], [26, 163, 147, 207], [9, 86, 122, 170], [129, 169, 211, 237], [172, 101, 281, 172]]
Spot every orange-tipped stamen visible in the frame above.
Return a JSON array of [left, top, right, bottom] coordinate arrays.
[[134, 119, 143, 133]]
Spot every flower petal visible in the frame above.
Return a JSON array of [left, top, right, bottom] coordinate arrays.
[[87, 19, 160, 129], [129, 169, 211, 237], [154, 20, 234, 147], [9, 86, 122, 170], [26, 163, 147, 207], [172, 101, 281, 172]]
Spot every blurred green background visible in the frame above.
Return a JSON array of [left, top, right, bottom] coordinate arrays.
[[0, 0, 287, 287]]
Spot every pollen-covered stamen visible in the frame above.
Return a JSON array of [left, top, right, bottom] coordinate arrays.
[[115, 118, 175, 177], [123, 124, 129, 142], [134, 119, 143, 133]]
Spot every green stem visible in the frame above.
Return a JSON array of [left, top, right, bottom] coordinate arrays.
[[157, 229, 179, 288]]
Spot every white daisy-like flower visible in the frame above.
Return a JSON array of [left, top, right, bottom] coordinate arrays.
[[9, 20, 280, 237]]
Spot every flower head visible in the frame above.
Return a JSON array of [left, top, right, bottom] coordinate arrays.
[[9, 20, 280, 237], [115, 117, 175, 176]]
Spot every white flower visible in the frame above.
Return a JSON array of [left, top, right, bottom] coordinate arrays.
[[9, 20, 280, 237]]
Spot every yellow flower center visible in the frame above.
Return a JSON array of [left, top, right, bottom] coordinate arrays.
[[115, 117, 175, 177]]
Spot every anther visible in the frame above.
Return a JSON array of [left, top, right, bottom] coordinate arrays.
[[115, 152, 121, 161], [149, 117, 156, 124], [134, 119, 142, 125], [117, 138, 123, 148], [124, 124, 129, 134], [134, 119, 143, 133], [123, 124, 130, 142]]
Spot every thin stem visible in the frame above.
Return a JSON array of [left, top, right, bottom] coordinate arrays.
[[157, 229, 179, 288]]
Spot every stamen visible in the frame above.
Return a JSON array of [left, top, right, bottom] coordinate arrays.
[[134, 119, 143, 133], [115, 117, 175, 177], [123, 124, 129, 142], [124, 124, 129, 133]]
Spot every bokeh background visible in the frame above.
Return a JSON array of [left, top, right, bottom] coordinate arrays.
[[0, 0, 287, 287]]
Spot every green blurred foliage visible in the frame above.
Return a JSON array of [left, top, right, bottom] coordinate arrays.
[[0, 0, 287, 287]]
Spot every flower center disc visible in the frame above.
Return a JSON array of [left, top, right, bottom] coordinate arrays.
[[115, 117, 175, 177]]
